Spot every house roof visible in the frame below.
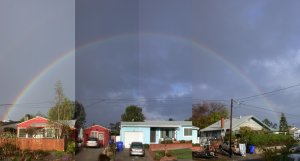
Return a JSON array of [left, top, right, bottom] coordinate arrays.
[[85, 124, 110, 131], [121, 121, 197, 128], [200, 115, 275, 132], [0, 121, 20, 130], [17, 116, 76, 129]]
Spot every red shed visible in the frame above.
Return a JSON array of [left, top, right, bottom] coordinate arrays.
[[84, 124, 110, 147]]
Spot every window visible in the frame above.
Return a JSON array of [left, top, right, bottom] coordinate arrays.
[[18, 129, 26, 138], [184, 128, 192, 136], [90, 131, 98, 138], [99, 133, 104, 140], [45, 129, 53, 138]]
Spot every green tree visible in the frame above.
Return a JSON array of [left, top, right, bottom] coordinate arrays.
[[74, 101, 86, 128], [279, 113, 288, 132], [192, 102, 228, 129], [48, 81, 74, 120], [121, 105, 145, 122]]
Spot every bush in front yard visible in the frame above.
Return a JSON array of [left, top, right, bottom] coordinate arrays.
[[160, 140, 173, 144], [154, 151, 165, 161], [192, 143, 200, 147], [247, 133, 295, 147], [66, 141, 76, 154], [179, 140, 186, 143]]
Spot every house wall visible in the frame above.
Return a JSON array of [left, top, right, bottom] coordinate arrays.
[[234, 119, 264, 131], [192, 129, 198, 143], [84, 125, 110, 146], [177, 126, 193, 141], [120, 126, 150, 144]]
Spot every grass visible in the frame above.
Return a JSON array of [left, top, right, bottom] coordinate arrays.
[[170, 148, 192, 159]]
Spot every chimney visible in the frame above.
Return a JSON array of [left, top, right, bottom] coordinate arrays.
[[25, 114, 30, 121], [221, 118, 224, 128]]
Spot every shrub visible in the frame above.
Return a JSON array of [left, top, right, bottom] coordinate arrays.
[[32, 150, 49, 160], [192, 143, 200, 147], [66, 141, 76, 154], [154, 151, 165, 161], [185, 140, 192, 143], [179, 140, 186, 143], [160, 140, 173, 144], [247, 133, 295, 147]]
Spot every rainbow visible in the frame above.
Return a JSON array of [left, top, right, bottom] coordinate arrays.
[[1, 33, 276, 120]]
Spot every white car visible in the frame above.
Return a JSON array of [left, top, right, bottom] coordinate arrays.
[[86, 137, 100, 148], [288, 154, 300, 161]]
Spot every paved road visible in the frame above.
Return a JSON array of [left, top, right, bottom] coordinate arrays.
[[115, 149, 152, 161], [75, 147, 103, 161]]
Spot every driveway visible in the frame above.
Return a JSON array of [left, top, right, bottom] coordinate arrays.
[[75, 147, 103, 161], [115, 149, 152, 161]]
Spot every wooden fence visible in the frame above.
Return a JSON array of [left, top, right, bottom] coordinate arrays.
[[0, 138, 66, 151]]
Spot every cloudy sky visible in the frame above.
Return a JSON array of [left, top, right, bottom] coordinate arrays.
[[76, 0, 300, 127], [1, 1, 300, 128], [0, 0, 75, 121]]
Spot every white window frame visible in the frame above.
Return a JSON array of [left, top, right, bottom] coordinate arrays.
[[90, 131, 98, 138], [98, 132, 104, 140], [45, 128, 54, 138], [18, 128, 27, 138]]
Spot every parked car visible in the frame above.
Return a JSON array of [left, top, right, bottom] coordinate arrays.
[[129, 142, 145, 157], [290, 146, 300, 153], [287, 154, 300, 161], [86, 137, 100, 148]]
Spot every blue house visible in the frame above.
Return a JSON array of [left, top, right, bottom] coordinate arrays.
[[120, 121, 199, 148]]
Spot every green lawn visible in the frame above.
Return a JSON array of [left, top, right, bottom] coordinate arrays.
[[170, 148, 192, 159], [153, 148, 192, 160]]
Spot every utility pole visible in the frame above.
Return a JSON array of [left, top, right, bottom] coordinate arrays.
[[229, 98, 233, 158]]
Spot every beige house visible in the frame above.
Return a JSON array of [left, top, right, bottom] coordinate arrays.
[[199, 115, 274, 139]]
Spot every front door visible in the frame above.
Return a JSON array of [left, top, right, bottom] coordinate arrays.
[[150, 128, 156, 143], [98, 133, 104, 146]]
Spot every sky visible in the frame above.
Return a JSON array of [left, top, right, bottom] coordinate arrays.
[[1, 1, 300, 128], [0, 0, 75, 121]]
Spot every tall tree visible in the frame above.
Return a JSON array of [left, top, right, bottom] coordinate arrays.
[[121, 105, 145, 122], [262, 118, 277, 129], [74, 101, 86, 128], [48, 81, 74, 120], [279, 113, 288, 132], [192, 102, 228, 129], [109, 122, 120, 135]]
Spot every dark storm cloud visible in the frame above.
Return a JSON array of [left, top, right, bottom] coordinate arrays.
[[76, 0, 300, 127]]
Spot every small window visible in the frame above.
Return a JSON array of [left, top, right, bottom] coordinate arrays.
[[184, 128, 192, 136], [18, 129, 26, 138], [46, 129, 53, 138], [90, 131, 98, 138]]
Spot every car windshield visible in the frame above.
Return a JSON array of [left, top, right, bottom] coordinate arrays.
[[88, 138, 97, 141], [131, 143, 143, 149]]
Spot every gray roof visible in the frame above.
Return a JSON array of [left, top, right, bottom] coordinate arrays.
[[121, 121, 198, 128], [200, 115, 275, 132]]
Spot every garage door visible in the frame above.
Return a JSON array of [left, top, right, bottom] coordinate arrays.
[[124, 132, 144, 148]]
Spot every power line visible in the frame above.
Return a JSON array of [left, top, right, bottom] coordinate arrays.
[[237, 83, 300, 101], [239, 102, 300, 117]]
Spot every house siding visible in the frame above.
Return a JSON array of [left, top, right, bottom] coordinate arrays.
[[178, 126, 193, 141], [192, 129, 198, 143], [235, 119, 264, 131], [84, 125, 110, 146]]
